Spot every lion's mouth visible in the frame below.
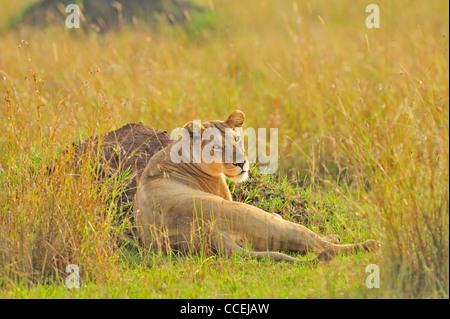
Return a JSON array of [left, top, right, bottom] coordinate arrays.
[[225, 169, 248, 183], [226, 168, 248, 178], [224, 161, 249, 181]]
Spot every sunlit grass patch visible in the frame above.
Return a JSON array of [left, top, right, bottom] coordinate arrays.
[[0, 0, 448, 298]]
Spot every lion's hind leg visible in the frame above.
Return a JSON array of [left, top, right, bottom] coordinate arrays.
[[317, 239, 380, 262], [214, 233, 322, 266]]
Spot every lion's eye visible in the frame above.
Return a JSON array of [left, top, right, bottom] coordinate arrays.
[[212, 144, 222, 151], [235, 136, 240, 143]]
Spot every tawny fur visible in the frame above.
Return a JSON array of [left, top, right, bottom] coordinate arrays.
[[134, 111, 378, 264]]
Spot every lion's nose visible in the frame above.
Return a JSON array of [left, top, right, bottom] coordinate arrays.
[[233, 162, 245, 170], [233, 161, 249, 172]]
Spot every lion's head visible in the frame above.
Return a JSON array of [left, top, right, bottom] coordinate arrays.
[[176, 110, 249, 183]]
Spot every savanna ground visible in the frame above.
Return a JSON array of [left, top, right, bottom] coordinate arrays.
[[0, 0, 448, 298]]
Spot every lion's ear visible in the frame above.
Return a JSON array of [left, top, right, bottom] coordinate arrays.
[[183, 121, 205, 134], [225, 110, 245, 128]]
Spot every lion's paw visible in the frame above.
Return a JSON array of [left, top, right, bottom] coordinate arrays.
[[323, 234, 341, 244], [362, 239, 380, 252]]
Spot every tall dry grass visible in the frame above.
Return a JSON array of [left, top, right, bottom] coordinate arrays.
[[0, 0, 448, 297], [0, 84, 128, 283]]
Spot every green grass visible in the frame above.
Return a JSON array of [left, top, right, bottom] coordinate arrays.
[[5, 251, 380, 299], [0, 0, 448, 298], [0, 164, 382, 298]]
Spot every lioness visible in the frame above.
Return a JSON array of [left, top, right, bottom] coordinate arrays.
[[134, 111, 378, 264]]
